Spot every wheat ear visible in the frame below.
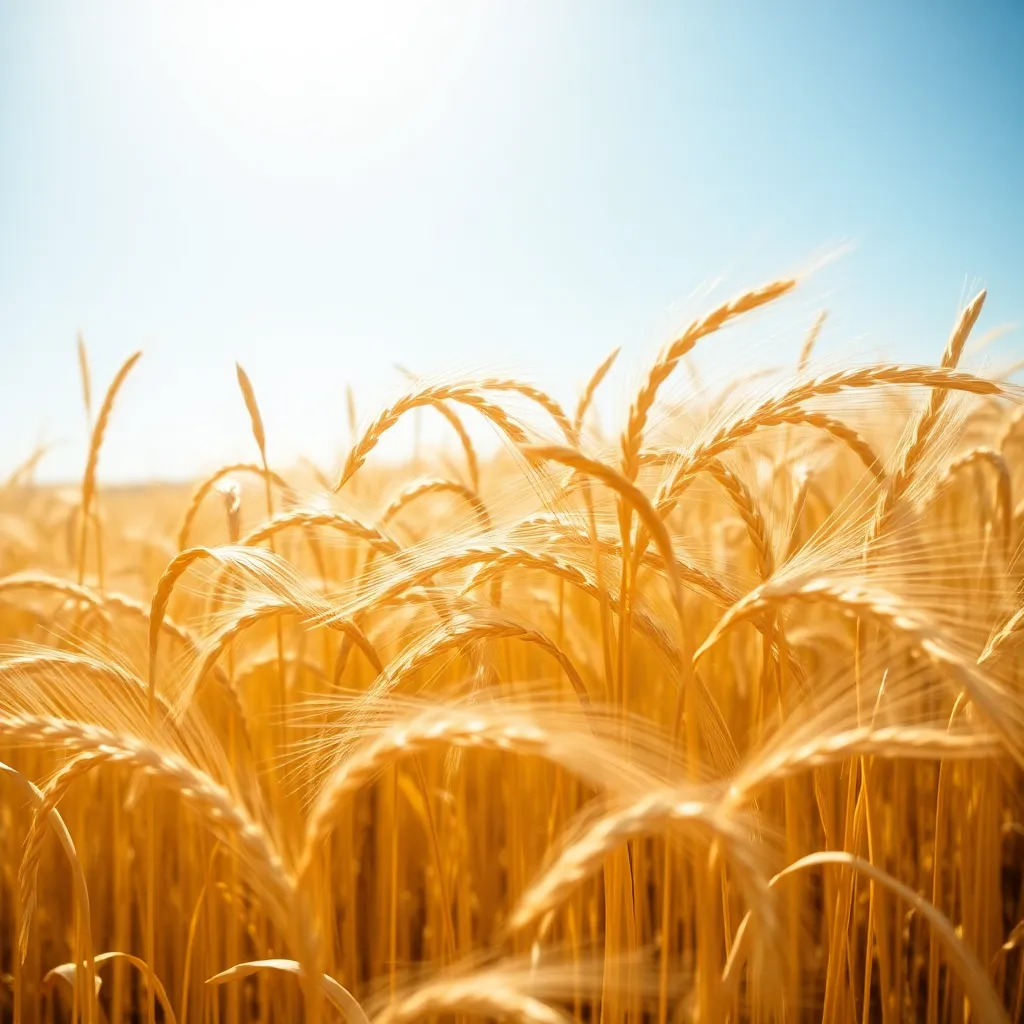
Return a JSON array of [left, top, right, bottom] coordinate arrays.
[[509, 787, 761, 934], [185, 598, 381, 710], [177, 463, 290, 550], [78, 350, 142, 584], [240, 508, 401, 556], [299, 703, 637, 881], [76, 332, 93, 425], [483, 379, 578, 444], [335, 382, 530, 490], [697, 578, 1024, 767], [149, 546, 221, 705], [797, 310, 827, 373], [9, 714, 292, 947], [381, 478, 491, 531], [235, 363, 267, 462], [935, 446, 1012, 553], [653, 363, 1007, 521], [871, 291, 986, 539], [0, 759, 94, 1019], [728, 723, 1001, 803], [0, 571, 111, 619], [621, 278, 796, 482], [19, 750, 113, 961], [704, 460, 775, 579], [979, 605, 1024, 665], [521, 445, 687, 636], [641, 409, 884, 483], [375, 614, 589, 709], [574, 346, 621, 433]]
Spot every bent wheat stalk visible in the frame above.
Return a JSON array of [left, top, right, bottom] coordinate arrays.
[[381, 478, 491, 531], [12, 714, 293, 961], [177, 463, 291, 550], [696, 577, 1024, 766], [509, 786, 765, 936], [299, 701, 656, 881], [621, 278, 797, 483], [335, 382, 531, 489], [720, 851, 1008, 1024], [1, 760, 95, 1023]]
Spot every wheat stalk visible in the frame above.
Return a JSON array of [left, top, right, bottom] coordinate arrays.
[[870, 291, 986, 540], [78, 350, 143, 585], [335, 382, 532, 489], [381, 478, 491, 531], [509, 787, 762, 934], [797, 311, 827, 373], [177, 463, 290, 550], [621, 279, 796, 483], [6, 713, 292, 943], [697, 577, 1024, 765], [574, 346, 621, 433], [240, 508, 401, 556], [650, 363, 1008, 530]]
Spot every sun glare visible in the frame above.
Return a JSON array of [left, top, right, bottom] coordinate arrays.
[[148, 2, 489, 155]]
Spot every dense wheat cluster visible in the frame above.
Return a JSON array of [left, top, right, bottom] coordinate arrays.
[[2, 279, 1024, 1023]]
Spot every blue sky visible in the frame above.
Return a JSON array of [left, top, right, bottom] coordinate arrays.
[[1, 1, 1022, 482]]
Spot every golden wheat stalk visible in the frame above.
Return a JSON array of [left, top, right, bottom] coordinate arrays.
[[334, 382, 532, 490], [621, 278, 797, 482], [299, 701, 652, 880], [509, 786, 762, 934], [177, 462, 291, 550], [721, 851, 1009, 1024], [797, 310, 827, 373], [932, 445, 1013, 552], [574, 346, 620, 433], [651, 363, 1010, 526], [10, 713, 292, 951], [381, 478, 491, 531], [870, 291, 986, 539], [240, 508, 401, 556], [78, 350, 143, 584], [0, 759, 95, 1022], [697, 577, 1024, 765]]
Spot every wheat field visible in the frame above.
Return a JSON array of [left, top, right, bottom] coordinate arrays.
[[1, 278, 1023, 1023]]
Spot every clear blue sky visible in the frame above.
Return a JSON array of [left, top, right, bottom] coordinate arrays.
[[1, 1, 1022, 482]]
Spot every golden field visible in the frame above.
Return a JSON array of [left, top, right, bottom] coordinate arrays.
[[1, 278, 1023, 1023]]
